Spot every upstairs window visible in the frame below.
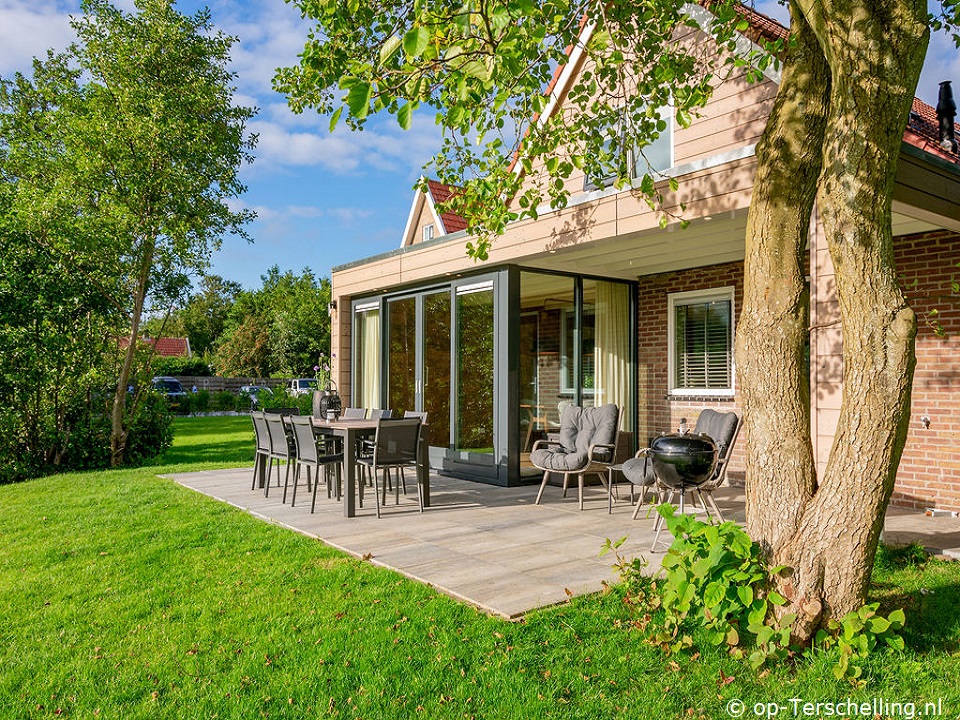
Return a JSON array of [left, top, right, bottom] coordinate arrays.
[[422, 223, 435, 243], [584, 104, 674, 191]]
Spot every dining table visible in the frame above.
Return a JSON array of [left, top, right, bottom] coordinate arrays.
[[311, 416, 431, 517]]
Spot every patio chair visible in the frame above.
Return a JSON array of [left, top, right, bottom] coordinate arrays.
[[623, 409, 741, 550], [250, 411, 271, 491], [688, 409, 741, 522], [399, 411, 429, 493], [530, 404, 621, 510], [360, 409, 393, 486], [264, 412, 296, 498], [356, 417, 423, 518], [340, 407, 367, 419], [287, 415, 343, 511]]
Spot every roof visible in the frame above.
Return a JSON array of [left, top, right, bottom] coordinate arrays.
[[120, 336, 192, 357], [406, 2, 955, 248], [906, 97, 960, 163], [425, 179, 468, 234]]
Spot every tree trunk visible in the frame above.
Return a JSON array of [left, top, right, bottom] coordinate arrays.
[[738, 1, 828, 556], [741, 0, 928, 641], [110, 241, 155, 467]]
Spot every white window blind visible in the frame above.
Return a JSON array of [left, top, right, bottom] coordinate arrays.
[[671, 292, 733, 392]]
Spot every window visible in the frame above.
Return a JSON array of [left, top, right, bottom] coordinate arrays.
[[668, 288, 734, 394], [634, 104, 673, 178], [422, 223, 435, 242], [583, 104, 674, 191], [560, 307, 595, 394]]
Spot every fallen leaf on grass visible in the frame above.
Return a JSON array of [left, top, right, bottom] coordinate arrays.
[[718, 670, 735, 686]]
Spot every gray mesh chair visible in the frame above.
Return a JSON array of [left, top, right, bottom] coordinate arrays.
[[356, 418, 422, 518], [688, 409, 741, 521], [341, 407, 367, 419], [530, 404, 621, 510], [250, 411, 271, 490], [287, 415, 343, 511], [623, 409, 741, 524], [264, 412, 296, 498]]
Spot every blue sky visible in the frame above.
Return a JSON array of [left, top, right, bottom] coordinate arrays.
[[1, 0, 958, 290]]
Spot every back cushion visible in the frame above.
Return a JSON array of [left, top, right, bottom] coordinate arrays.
[[559, 404, 619, 454]]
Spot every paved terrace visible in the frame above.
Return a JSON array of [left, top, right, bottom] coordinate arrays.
[[167, 468, 960, 620]]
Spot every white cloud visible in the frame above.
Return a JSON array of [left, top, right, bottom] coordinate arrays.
[[0, 1, 76, 74]]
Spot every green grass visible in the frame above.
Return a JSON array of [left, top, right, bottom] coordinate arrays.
[[1, 416, 959, 718]]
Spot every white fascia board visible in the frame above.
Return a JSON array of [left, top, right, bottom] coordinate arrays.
[[400, 175, 426, 248], [423, 185, 447, 235], [511, 20, 596, 179], [401, 176, 447, 247]]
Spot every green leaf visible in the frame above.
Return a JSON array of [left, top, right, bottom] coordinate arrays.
[[379, 35, 402, 65], [345, 82, 372, 119], [704, 581, 725, 609], [329, 106, 343, 132], [737, 585, 753, 607], [403, 26, 430, 59], [397, 101, 414, 130], [767, 591, 787, 606], [887, 608, 906, 628]]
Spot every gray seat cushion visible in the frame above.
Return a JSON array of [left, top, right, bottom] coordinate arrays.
[[622, 455, 656, 486], [529, 448, 588, 471]]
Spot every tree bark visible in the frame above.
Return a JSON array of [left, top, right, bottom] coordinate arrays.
[[741, 0, 927, 640], [110, 239, 155, 467], [738, 1, 828, 556]]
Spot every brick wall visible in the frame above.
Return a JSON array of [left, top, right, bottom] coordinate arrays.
[[636, 261, 745, 479], [891, 229, 960, 511]]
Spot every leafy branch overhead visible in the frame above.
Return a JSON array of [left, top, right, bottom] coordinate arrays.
[[275, 0, 781, 257]]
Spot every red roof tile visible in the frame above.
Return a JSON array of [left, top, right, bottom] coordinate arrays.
[[119, 336, 191, 357], [426, 179, 468, 234], [906, 98, 959, 163]]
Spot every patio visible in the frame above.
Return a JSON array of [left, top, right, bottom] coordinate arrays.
[[168, 468, 960, 620]]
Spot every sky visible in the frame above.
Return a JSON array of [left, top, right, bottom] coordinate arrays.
[[1, 0, 958, 291]]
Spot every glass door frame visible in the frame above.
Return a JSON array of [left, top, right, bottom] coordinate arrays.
[[352, 270, 505, 482]]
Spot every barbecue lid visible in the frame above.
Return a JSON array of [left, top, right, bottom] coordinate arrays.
[[651, 433, 717, 456]]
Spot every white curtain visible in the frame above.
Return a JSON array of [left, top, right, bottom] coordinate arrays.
[[594, 281, 631, 428], [358, 309, 380, 409]]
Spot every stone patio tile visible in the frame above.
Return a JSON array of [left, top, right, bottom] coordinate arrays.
[[167, 467, 959, 619]]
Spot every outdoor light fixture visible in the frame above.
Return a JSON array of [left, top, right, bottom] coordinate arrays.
[[327, 300, 337, 314]]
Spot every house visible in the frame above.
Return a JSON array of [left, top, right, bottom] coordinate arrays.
[[328, 7, 960, 510], [119, 336, 192, 358]]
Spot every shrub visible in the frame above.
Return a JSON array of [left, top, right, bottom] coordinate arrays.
[[62, 392, 174, 470], [192, 388, 211, 413], [261, 389, 312, 416], [212, 391, 237, 412], [608, 505, 908, 684], [152, 356, 212, 376]]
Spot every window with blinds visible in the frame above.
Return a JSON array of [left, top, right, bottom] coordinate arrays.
[[669, 289, 734, 393]]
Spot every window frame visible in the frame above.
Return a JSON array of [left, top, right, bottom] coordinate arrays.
[[667, 286, 735, 396], [582, 102, 675, 191], [422, 223, 435, 243]]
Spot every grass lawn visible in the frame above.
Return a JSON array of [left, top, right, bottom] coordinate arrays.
[[1, 416, 959, 719]]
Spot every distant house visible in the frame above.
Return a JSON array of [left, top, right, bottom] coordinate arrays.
[[327, 6, 960, 510], [119, 336, 192, 358]]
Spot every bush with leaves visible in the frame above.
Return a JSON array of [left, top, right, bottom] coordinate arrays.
[[152, 356, 213, 377], [608, 505, 908, 683], [61, 392, 173, 471]]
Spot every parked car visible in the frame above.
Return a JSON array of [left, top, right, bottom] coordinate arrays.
[[238, 385, 272, 408], [287, 378, 319, 396], [151, 376, 188, 408]]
